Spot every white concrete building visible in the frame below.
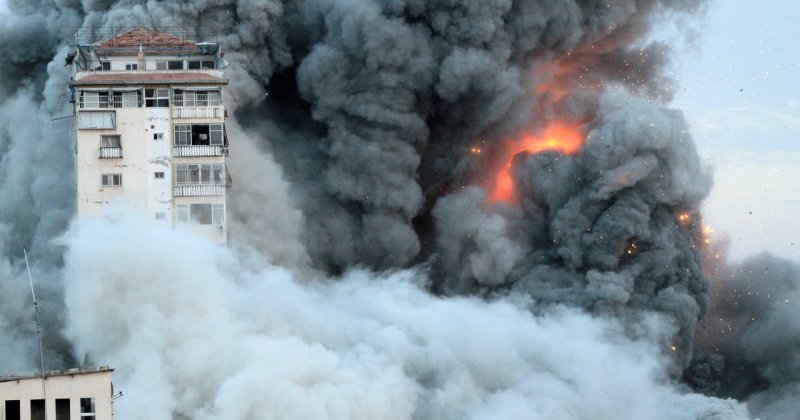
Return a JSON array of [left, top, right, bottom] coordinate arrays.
[[69, 28, 231, 243], [1, 366, 114, 420]]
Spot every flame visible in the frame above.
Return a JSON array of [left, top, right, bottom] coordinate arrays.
[[489, 124, 584, 203]]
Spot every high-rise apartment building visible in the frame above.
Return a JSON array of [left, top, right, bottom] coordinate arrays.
[[69, 28, 230, 243]]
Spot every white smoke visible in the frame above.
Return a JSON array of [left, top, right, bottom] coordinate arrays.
[[61, 215, 746, 419]]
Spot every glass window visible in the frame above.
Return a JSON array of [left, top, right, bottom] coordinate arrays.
[[125, 63, 138, 70], [154, 172, 164, 179], [145, 88, 169, 107], [101, 174, 122, 187], [101, 135, 121, 148], [210, 124, 223, 145], [174, 124, 191, 145], [190, 203, 212, 224], [80, 397, 95, 419], [168, 60, 183, 70], [155, 61, 167, 70]]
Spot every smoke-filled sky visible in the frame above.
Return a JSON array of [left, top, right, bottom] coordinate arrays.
[[1, 1, 799, 419]]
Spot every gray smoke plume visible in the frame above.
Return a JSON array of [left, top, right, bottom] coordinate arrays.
[[0, 0, 796, 418], [689, 252, 800, 420]]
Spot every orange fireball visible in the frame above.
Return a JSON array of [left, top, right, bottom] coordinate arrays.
[[489, 124, 584, 203]]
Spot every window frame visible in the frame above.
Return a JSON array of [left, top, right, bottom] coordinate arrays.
[[100, 134, 121, 148], [145, 88, 170, 107], [101, 174, 122, 187], [80, 397, 96, 419]]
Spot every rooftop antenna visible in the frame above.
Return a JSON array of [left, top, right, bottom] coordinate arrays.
[[24, 249, 48, 420]]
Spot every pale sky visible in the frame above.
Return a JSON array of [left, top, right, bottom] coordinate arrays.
[[670, 0, 800, 263]]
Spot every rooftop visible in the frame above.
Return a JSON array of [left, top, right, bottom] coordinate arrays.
[[72, 72, 228, 86], [88, 28, 217, 56], [0, 366, 114, 383]]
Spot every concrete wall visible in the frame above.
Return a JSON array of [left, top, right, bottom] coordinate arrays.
[[0, 371, 113, 420]]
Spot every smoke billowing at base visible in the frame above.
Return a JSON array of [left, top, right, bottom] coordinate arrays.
[[0, 0, 797, 419]]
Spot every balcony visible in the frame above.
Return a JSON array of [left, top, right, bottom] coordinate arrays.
[[173, 106, 224, 119], [174, 184, 226, 197], [173, 145, 228, 157], [99, 147, 122, 158]]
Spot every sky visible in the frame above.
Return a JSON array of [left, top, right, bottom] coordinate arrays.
[[670, 0, 800, 263]]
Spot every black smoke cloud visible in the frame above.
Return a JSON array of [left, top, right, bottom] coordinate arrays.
[[0, 0, 795, 418]]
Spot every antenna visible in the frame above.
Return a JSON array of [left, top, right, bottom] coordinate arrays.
[[24, 249, 48, 420]]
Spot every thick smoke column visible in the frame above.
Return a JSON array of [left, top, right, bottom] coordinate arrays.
[[0, 0, 796, 419]]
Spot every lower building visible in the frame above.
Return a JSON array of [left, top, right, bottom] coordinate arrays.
[[0, 366, 114, 420]]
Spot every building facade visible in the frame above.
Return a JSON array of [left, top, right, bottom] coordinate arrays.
[[69, 29, 230, 243], [1, 367, 114, 420]]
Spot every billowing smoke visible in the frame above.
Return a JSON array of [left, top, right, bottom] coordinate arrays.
[[0, 0, 796, 419]]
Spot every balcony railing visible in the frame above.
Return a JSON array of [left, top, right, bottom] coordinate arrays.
[[172, 107, 224, 119], [173, 145, 228, 157], [174, 184, 226, 197], [99, 147, 122, 158]]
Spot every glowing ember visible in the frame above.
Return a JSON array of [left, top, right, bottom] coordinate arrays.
[[677, 213, 690, 222], [489, 124, 584, 202]]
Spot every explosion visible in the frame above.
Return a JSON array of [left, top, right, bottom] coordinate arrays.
[[1, 1, 798, 419], [488, 123, 584, 203]]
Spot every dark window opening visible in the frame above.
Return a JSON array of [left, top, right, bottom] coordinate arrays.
[[188, 60, 216, 69], [168, 60, 184, 70], [5, 400, 20, 420], [56, 398, 71, 420], [174, 124, 224, 146], [101, 62, 110, 71], [31, 399, 45, 420]]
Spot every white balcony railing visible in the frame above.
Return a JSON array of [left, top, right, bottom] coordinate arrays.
[[173, 145, 228, 157], [99, 147, 122, 158], [172, 107, 224, 119], [174, 184, 226, 197]]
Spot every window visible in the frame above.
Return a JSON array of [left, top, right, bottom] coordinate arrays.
[[101, 135, 121, 148], [31, 400, 45, 420], [101, 62, 110, 71], [177, 203, 224, 225], [188, 60, 215, 69], [155, 61, 167, 70], [174, 124, 225, 146], [119, 91, 140, 108], [80, 91, 109, 108], [145, 88, 169, 107], [78, 111, 115, 129], [80, 397, 95, 419], [168, 60, 184, 70], [173, 90, 221, 107], [101, 174, 122, 187], [5, 400, 20, 420], [154, 171, 165, 179], [154, 133, 164, 141], [56, 399, 70, 420], [175, 124, 191, 146], [125, 63, 138, 70], [155, 212, 165, 220], [176, 164, 224, 185]]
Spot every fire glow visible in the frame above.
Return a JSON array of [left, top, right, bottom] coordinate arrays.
[[489, 124, 584, 202]]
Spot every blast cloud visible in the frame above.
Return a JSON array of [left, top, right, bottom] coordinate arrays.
[[0, 0, 797, 419]]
